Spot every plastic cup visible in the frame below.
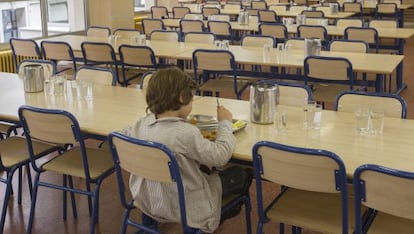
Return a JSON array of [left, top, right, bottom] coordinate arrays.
[[370, 108, 384, 135]]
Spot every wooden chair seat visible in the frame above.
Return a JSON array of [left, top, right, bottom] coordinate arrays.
[[43, 147, 114, 180], [368, 212, 414, 233]]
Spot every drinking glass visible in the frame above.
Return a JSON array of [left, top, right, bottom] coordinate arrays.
[[274, 110, 287, 132], [303, 100, 316, 128], [370, 108, 384, 135], [354, 106, 370, 133]]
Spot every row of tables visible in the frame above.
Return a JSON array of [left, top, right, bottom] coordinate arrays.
[[2, 72, 414, 178], [37, 34, 405, 92]]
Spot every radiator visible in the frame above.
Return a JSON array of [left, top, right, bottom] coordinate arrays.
[[0, 51, 15, 73]]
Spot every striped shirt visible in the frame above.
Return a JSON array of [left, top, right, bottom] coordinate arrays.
[[122, 113, 236, 233]]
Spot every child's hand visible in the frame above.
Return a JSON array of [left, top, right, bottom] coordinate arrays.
[[217, 106, 233, 122]]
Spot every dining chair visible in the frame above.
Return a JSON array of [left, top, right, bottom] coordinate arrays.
[[245, 8, 259, 16], [19, 105, 115, 234], [253, 141, 353, 234], [202, 7, 221, 20], [113, 28, 141, 39], [150, 6, 169, 19], [301, 10, 325, 18], [118, 45, 164, 86], [369, 19, 398, 28], [0, 134, 60, 234], [108, 132, 252, 234], [336, 19, 363, 28], [251, 0, 268, 9], [179, 19, 205, 36], [241, 35, 275, 73], [342, 2, 363, 19], [329, 39, 368, 53], [353, 164, 414, 234], [150, 30, 180, 42], [333, 90, 407, 118], [40, 40, 78, 77], [369, 20, 399, 54], [142, 18, 166, 38], [192, 49, 250, 99], [297, 25, 329, 47], [75, 66, 117, 86], [375, 3, 398, 23], [184, 32, 215, 44], [304, 56, 355, 104], [259, 80, 314, 106], [207, 20, 233, 42], [9, 38, 42, 73], [258, 9, 279, 23], [259, 23, 288, 42], [172, 6, 191, 19], [139, 71, 155, 90], [80, 41, 121, 85], [86, 26, 111, 38], [344, 27, 379, 53]]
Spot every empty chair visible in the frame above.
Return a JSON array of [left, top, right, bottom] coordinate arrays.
[[251, 1, 268, 9], [142, 18, 166, 37], [207, 20, 233, 42], [241, 35, 276, 72], [259, 23, 288, 42], [342, 2, 363, 18], [258, 9, 278, 23], [86, 26, 111, 37], [9, 38, 42, 72], [334, 90, 407, 118], [301, 10, 324, 18], [179, 19, 205, 35], [344, 26, 379, 52], [151, 6, 169, 19], [369, 19, 398, 28], [19, 105, 114, 234], [336, 19, 363, 27], [150, 30, 180, 41], [118, 45, 165, 86], [285, 38, 306, 50], [113, 28, 141, 39], [41, 40, 78, 76], [192, 49, 250, 99], [202, 7, 221, 19], [108, 132, 252, 234], [297, 25, 329, 46], [269, 5, 287, 14], [184, 32, 215, 44], [172, 6, 191, 19], [329, 39, 368, 53], [80, 41, 121, 85], [75, 66, 117, 86], [253, 141, 352, 234], [304, 56, 355, 104], [354, 164, 414, 234], [375, 3, 398, 23]]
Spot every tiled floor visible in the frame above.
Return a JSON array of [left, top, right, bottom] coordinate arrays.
[[2, 35, 414, 234]]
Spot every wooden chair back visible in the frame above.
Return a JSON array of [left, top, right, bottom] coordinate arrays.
[[150, 30, 180, 42], [259, 23, 288, 40], [172, 6, 190, 19], [142, 19, 165, 37], [202, 7, 221, 19], [76, 66, 116, 86], [301, 10, 324, 18], [336, 19, 363, 27], [242, 35, 275, 47], [151, 6, 169, 19], [180, 19, 205, 34], [329, 39, 368, 53], [184, 32, 215, 44], [9, 38, 42, 71], [251, 1, 268, 9], [297, 25, 328, 43], [113, 29, 141, 39], [369, 19, 397, 28], [87, 26, 111, 38], [305, 56, 353, 82]]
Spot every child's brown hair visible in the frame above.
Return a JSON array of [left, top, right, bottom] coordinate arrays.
[[146, 67, 196, 115]]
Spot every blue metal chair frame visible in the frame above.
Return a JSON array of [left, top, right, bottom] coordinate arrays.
[[150, 6, 169, 19], [9, 38, 42, 72], [353, 164, 414, 234], [40, 40, 79, 74], [76, 65, 117, 86], [192, 49, 250, 99], [344, 26, 379, 53], [207, 20, 233, 42], [253, 141, 349, 234], [19, 105, 114, 234], [297, 24, 329, 47], [258, 9, 279, 23], [80, 41, 121, 85], [258, 79, 314, 102], [304, 55, 354, 89], [333, 90, 407, 119], [108, 132, 252, 234]]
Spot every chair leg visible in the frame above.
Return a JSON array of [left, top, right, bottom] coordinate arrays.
[[63, 175, 67, 220], [120, 208, 131, 234], [68, 176, 77, 219], [89, 183, 102, 234], [26, 173, 41, 234], [244, 195, 252, 234], [1, 168, 17, 233], [18, 166, 23, 204], [26, 163, 33, 199], [86, 181, 92, 216]]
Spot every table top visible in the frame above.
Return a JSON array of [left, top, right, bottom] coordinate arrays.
[[2, 72, 414, 177], [275, 9, 356, 18], [335, 0, 414, 9]]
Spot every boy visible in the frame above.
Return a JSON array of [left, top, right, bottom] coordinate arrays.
[[122, 67, 251, 233]]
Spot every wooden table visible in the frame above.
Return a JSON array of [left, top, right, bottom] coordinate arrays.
[[2, 72, 414, 177], [275, 9, 356, 19], [38, 35, 404, 92]]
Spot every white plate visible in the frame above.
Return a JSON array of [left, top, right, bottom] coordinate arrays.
[[188, 114, 217, 124], [232, 119, 248, 133]]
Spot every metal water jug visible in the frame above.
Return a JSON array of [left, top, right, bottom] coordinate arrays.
[[250, 83, 279, 124], [23, 64, 44, 93], [304, 37, 321, 57]]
